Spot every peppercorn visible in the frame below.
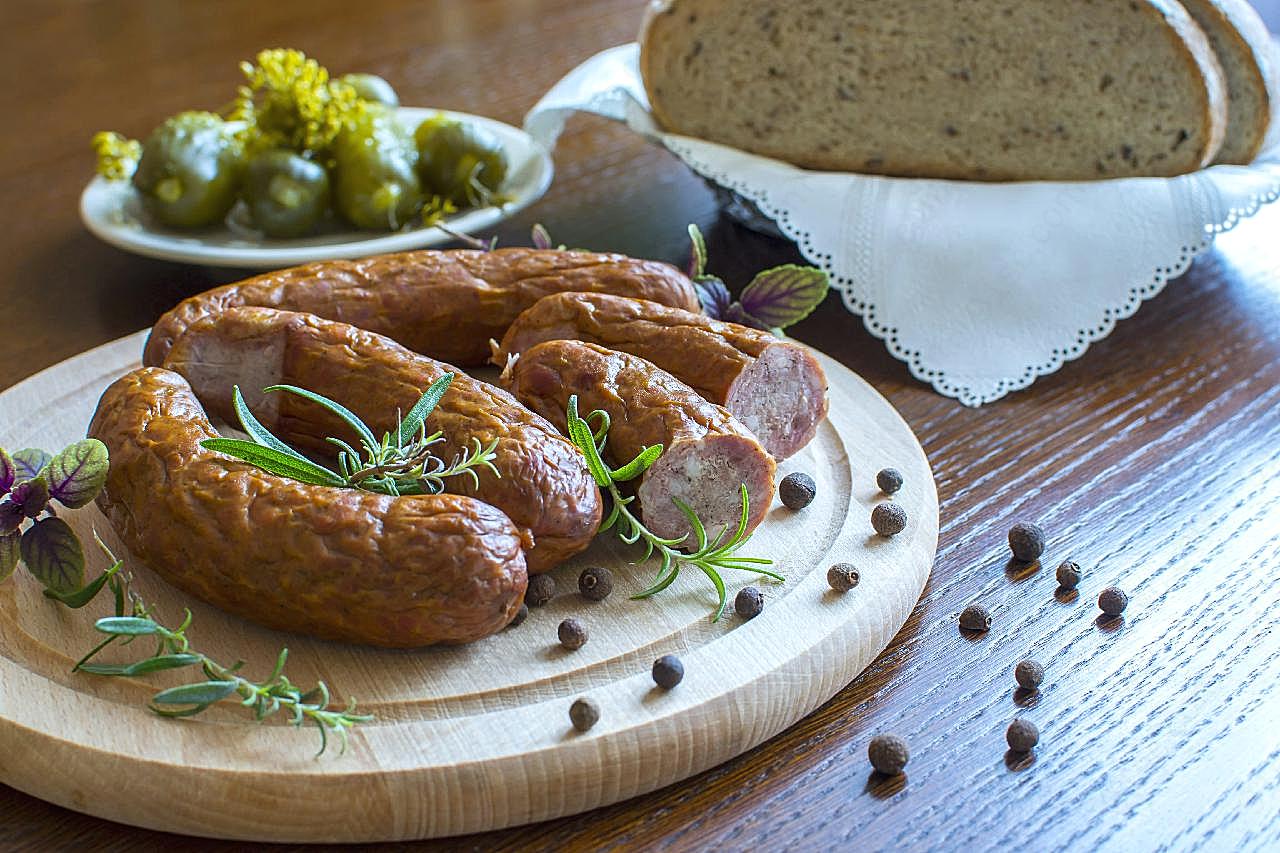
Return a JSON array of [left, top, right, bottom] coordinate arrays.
[[868, 734, 909, 775], [569, 697, 599, 732], [525, 573, 556, 607], [735, 586, 764, 619], [558, 617, 588, 650], [959, 603, 991, 632], [1014, 659, 1044, 690], [652, 654, 684, 689], [871, 502, 907, 536], [827, 563, 860, 592], [578, 566, 614, 601], [1056, 560, 1082, 590], [1008, 522, 1046, 562], [1006, 718, 1039, 752], [779, 472, 817, 509], [1098, 586, 1129, 617], [876, 468, 903, 494], [507, 603, 529, 629]]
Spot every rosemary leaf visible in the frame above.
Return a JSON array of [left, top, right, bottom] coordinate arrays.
[[200, 438, 344, 487], [398, 374, 454, 445], [265, 384, 378, 450]]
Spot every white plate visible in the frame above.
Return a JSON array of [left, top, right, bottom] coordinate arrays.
[[79, 108, 554, 269]]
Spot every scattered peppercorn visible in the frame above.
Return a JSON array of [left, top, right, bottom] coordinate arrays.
[[1098, 586, 1129, 617], [1056, 560, 1082, 589], [652, 654, 685, 689], [959, 603, 992, 632], [569, 697, 599, 732], [871, 502, 908, 536], [1014, 659, 1044, 690], [827, 563, 860, 592], [1006, 718, 1039, 752], [868, 734, 910, 775], [735, 586, 765, 619], [1008, 522, 1046, 562], [558, 618, 588, 650], [578, 566, 614, 601], [876, 468, 903, 494], [779, 472, 817, 509], [525, 573, 556, 607], [507, 603, 529, 629]]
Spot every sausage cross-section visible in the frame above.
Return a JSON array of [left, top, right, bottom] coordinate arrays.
[[88, 367, 528, 647]]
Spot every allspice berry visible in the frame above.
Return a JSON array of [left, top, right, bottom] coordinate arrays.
[[1008, 522, 1046, 562], [1014, 659, 1044, 690], [959, 603, 992, 632], [779, 472, 817, 509], [827, 563, 860, 592], [569, 697, 599, 732], [558, 618, 588, 650], [1056, 560, 1082, 590], [652, 654, 684, 689], [868, 734, 909, 775], [525, 573, 556, 607], [1098, 586, 1129, 617], [578, 566, 614, 601], [735, 586, 765, 619], [1006, 718, 1039, 752], [871, 502, 908, 536], [876, 468, 903, 494], [507, 603, 529, 629]]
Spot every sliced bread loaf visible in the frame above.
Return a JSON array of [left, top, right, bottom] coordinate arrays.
[[640, 0, 1229, 180], [1178, 0, 1276, 163]]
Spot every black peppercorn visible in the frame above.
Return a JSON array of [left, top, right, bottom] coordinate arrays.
[[779, 472, 817, 509], [876, 468, 903, 494], [578, 566, 614, 601], [868, 734, 909, 775], [507, 603, 529, 629], [827, 563, 860, 592], [1008, 522, 1046, 562], [569, 697, 599, 732], [871, 502, 907, 536], [1014, 659, 1044, 690], [558, 617, 588, 650], [525, 573, 556, 607], [1006, 718, 1039, 752], [1098, 586, 1128, 617], [735, 586, 764, 619], [959, 603, 991, 632], [1056, 560, 1082, 589], [652, 654, 684, 689]]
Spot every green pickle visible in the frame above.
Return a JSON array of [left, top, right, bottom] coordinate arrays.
[[331, 107, 423, 230], [340, 73, 399, 108], [244, 150, 330, 237], [414, 116, 508, 206], [132, 112, 245, 228]]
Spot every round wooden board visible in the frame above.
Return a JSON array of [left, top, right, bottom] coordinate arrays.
[[0, 330, 936, 843]]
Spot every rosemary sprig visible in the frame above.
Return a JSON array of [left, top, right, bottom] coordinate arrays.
[[564, 396, 782, 621], [201, 376, 499, 497]]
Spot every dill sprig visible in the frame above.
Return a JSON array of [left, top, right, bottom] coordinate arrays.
[[90, 131, 141, 181], [229, 47, 364, 156], [564, 396, 781, 621]]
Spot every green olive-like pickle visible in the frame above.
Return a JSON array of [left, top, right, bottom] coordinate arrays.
[[243, 150, 330, 238], [340, 73, 400, 108], [131, 111, 245, 228], [331, 107, 423, 230], [414, 116, 508, 206]]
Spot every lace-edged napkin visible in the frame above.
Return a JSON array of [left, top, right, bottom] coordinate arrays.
[[525, 44, 1280, 406]]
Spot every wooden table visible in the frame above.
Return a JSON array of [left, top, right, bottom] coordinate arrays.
[[4, 2, 1279, 849]]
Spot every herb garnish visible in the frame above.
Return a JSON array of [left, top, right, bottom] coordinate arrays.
[[200, 377, 499, 497], [564, 395, 781, 621]]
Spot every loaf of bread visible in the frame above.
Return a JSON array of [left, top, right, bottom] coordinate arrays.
[[640, 0, 1230, 180]]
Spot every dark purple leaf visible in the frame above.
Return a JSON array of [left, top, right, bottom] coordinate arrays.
[[723, 302, 772, 331], [11, 448, 50, 484], [530, 223, 553, 250], [0, 531, 17, 582], [694, 275, 732, 320], [10, 476, 49, 519], [0, 448, 14, 493], [0, 501, 22, 535], [738, 264, 830, 330], [19, 516, 85, 594], [45, 439, 109, 509]]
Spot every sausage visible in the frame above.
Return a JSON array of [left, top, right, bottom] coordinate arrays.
[[501, 340, 777, 543], [162, 307, 602, 572], [494, 293, 829, 459], [87, 368, 528, 647], [144, 248, 701, 368]]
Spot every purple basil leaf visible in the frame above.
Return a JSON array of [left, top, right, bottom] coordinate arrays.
[[738, 264, 830, 330], [0, 448, 14, 493], [19, 516, 85, 594], [531, 223, 553, 250], [0, 531, 18, 581], [687, 223, 708, 278], [0, 501, 22, 535], [45, 439, 109, 509], [11, 448, 50, 484], [11, 476, 50, 519], [724, 301, 772, 331], [694, 275, 732, 320]]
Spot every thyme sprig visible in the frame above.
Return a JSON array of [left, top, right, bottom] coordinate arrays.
[[565, 396, 781, 621]]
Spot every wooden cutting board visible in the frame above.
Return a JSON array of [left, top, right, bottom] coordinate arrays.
[[0, 330, 936, 842]]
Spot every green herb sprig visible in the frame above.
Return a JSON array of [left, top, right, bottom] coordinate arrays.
[[200, 377, 499, 497], [564, 396, 781, 621]]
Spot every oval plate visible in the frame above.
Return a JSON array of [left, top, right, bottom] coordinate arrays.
[[79, 108, 553, 268]]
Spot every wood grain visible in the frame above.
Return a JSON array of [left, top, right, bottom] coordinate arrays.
[[1, 0, 1279, 849]]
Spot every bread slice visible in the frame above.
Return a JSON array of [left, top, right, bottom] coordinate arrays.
[[640, 0, 1229, 180], [1178, 0, 1276, 163]]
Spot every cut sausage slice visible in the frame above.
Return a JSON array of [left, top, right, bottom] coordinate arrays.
[[502, 340, 777, 543], [163, 307, 602, 573], [495, 292, 829, 459], [88, 367, 528, 647], [144, 247, 701, 368]]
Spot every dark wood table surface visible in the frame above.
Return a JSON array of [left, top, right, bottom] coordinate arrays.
[[4, 1, 1280, 849]]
